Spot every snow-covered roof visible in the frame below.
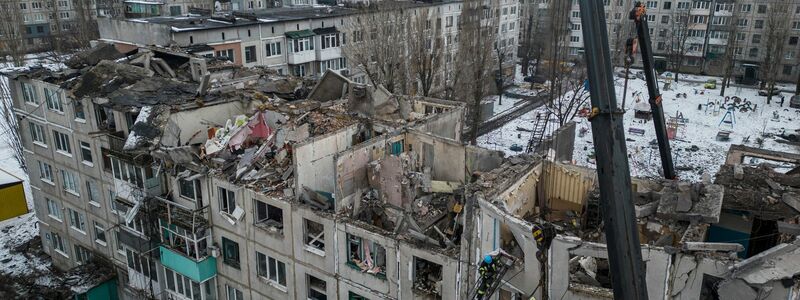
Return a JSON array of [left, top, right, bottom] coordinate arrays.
[[0, 168, 23, 186]]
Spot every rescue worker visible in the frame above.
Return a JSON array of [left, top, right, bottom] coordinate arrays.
[[476, 254, 498, 298]]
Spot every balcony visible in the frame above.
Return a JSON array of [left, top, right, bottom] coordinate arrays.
[[316, 47, 342, 62], [288, 50, 315, 65], [159, 246, 217, 282]]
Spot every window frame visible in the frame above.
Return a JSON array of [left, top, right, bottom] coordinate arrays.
[[222, 237, 240, 269], [53, 130, 71, 155]]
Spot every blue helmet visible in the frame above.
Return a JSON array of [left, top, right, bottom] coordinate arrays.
[[484, 255, 493, 264]]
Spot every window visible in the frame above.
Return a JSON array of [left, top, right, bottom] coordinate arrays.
[[321, 33, 340, 49], [80, 141, 92, 164], [754, 20, 764, 29], [68, 208, 86, 232], [74, 99, 85, 120], [179, 178, 201, 201], [783, 65, 793, 76], [692, 1, 709, 9], [646, 1, 656, 9], [737, 32, 746, 41], [29, 122, 46, 145], [663, 1, 671, 9], [94, 221, 107, 245], [793, 21, 800, 30], [752, 34, 761, 44], [38, 161, 54, 183], [647, 15, 656, 22], [319, 58, 347, 74], [52, 232, 67, 256], [215, 49, 235, 62], [740, 4, 751, 12], [86, 181, 100, 205], [21, 82, 37, 104], [165, 268, 206, 300], [74, 244, 92, 265], [53, 130, 71, 154], [738, 19, 748, 27], [219, 187, 236, 214], [61, 169, 79, 195], [291, 38, 313, 52], [750, 47, 759, 57], [19, 2, 27, 9], [572, 11, 579, 18], [570, 36, 580, 42], [244, 46, 256, 63], [346, 234, 387, 278], [255, 200, 283, 229], [266, 41, 282, 56], [307, 275, 327, 300], [677, 1, 689, 9], [691, 15, 707, 24], [226, 285, 244, 300], [59, 11, 69, 18], [786, 51, 796, 60], [304, 219, 325, 252], [44, 88, 62, 112], [222, 237, 240, 268], [111, 157, 145, 188], [661, 15, 669, 24], [446, 16, 453, 27], [711, 16, 728, 26], [125, 248, 158, 281], [46, 198, 62, 220], [256, 251, 287, 286], [757, 4, 766, 14]]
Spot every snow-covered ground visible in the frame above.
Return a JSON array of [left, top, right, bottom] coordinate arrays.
[[573, 75, 799, 181], [481, 65, 800, 182]]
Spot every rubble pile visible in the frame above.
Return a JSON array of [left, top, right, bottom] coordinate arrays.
[[715, 164, 800, 220]]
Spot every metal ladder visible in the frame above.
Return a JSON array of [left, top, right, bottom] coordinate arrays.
[[467, 255, 516, 300], [526, 112, 550, 154]]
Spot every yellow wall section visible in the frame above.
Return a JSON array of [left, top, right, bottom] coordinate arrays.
[[0, 183, 28, 221]]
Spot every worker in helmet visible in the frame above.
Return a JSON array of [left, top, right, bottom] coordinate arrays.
[[476, 254, 499, 297]]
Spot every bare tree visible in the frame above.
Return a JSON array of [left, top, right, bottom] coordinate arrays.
[[456, 0, 500, 144], [519, 2, 546, 78], [544, 0, 570, 109], [545, 60, 590, 126], [342, 2, 409, 94], [0, 0, 27, 66], [0, 77, 26, 172], [608, 0, 635, 67], [408, 8, 444, 97], [666, 7, 690, 83], [720, 1, 740, 97], [761, 1, 790, 104]]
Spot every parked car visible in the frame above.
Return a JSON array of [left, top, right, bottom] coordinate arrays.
[[758, 89, 781, 96], [704, 80, 717, 89], [790, 95, 800, 108]]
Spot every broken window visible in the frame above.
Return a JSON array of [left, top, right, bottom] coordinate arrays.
[[255, 200, 283, 231], [222, 237, 240, 269], [348, 292, 369, 300], [179, 178, 201, 202], [111, 157, 144, 188], [160, 219, 209, 260], [94, 104, 114, 131], [304, 219, 325, 253], [74, 99, 85, 120], [412, 257, 443, 298], [125, 247, 158, 282], [307, 274, 327, 300], [700, 274, 723, 300], [568, 255, 613, 292], [345, 234, 386, 279], [218, 187, 236, 214], [74, 244, 92, 265]]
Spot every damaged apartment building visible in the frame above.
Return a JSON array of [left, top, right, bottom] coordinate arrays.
[[469, 144, 800, 300], [3, 42, 517, 299]]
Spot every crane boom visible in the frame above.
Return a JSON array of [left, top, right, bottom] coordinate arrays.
[[630, 2, 677, 179], [579, 0, 649, 299]]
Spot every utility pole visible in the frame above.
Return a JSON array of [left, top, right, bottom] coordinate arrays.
[[578, 1, 649, 300]]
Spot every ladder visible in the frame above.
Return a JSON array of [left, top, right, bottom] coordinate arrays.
[[526, 112, 550, 154], [467, 255, 516, 300]]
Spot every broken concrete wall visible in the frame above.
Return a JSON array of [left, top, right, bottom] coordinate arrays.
[[495, 162, 541, 217], [398, 242, 460, 300], [725, 144, 800, 166], [540, 121, 576, 162], [540, 162, 596, 221], [413, 106, 465, 142], [166, 101, 247, 147], [670, 254, 731, 300], [549, 236, 671, 300], [477, 197, 543, 300], [465, 145, 505, 175], [98, 18, 172, 47], [333, 132, 406, 212], [307, 70, 351, 102], [295, 124, 360, 198], [406, 131, 466, 183]]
